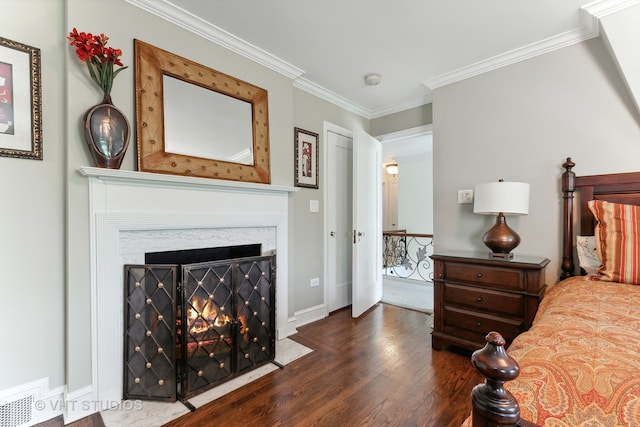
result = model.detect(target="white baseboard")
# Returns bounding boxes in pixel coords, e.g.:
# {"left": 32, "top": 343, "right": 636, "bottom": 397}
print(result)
{"left": 0, "top": 378, "right": 64, "bottom": 427}
{"left": 293, "top": 304, "right": 327, "bottom": 328}
{"left": 279, "top": 315, "right": 298, "bottom": 340}
{"left": 62, "top": 385, "right": 95, "bottom": 424}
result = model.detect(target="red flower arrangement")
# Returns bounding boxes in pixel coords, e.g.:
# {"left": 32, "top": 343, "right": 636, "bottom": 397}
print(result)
{"left": 67, "top": 28, "right": 127, "bottom": 96}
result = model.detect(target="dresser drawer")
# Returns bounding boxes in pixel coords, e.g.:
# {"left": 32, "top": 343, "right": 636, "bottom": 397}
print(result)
{"left": 443, "top": 283, "right": 524, "bottom": 318}
{"left": 443, "top": 306, "right": 522, "bottom": 343}
{"left": 431, "top": 252, "right": 549, "bottom": 352}
{"left": 444, "top": 262, "right": 523, "bottom": 291}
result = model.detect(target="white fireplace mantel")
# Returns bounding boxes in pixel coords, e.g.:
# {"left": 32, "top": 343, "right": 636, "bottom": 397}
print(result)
{"left": 78, "top": 166, "right": 298, "bottom": 194}
{"left": 73, "top": 167, "right": 297, "bottom": 421}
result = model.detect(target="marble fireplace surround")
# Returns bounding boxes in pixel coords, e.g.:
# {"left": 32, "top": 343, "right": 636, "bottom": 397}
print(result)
{"left": 77, "top": 167, "right": 298, "bottom": 417}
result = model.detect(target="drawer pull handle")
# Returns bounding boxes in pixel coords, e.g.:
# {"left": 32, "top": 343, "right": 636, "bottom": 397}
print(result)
{"left": 476, "top": 273, "right": 483, "bottom": 278}
{"left": 476, "top": 297, "right": 483, "bottom": 302}
{"left": 476, "top": 322, "right": 482, "bottom": 327}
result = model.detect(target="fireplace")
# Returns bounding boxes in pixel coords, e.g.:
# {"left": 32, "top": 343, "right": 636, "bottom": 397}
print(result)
{"left": 73, "top": 167, "right": 297, "bottom": 424}
{"left": 123, "top": 245, "right": 277, "bottom": 405}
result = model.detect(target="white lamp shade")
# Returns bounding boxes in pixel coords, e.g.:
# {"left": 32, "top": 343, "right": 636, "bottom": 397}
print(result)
{"left": 473, "top": 181, "right": 530, "bottom": 215}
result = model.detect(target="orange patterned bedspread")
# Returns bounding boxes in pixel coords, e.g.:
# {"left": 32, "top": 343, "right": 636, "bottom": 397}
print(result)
{"left": 466, "top": 276, "right": 640, "bottom": 426}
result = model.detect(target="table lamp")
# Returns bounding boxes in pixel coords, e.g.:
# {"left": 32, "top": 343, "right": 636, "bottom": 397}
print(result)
{"left": 473, "top": 180, "right": 530, "bottom": 259}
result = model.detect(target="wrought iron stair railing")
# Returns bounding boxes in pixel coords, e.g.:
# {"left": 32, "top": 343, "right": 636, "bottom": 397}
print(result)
{"left": 383, "top": 231, "right": 434, "bottom": 283}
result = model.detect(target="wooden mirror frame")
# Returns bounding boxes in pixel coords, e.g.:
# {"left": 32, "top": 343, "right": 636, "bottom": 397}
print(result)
{"left": 134, "top": 39, "right": 270, "bottom": 183}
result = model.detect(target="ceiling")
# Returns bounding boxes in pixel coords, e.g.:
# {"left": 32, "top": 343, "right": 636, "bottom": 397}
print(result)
{"left": 130, "top": 0, "right": 617, "bottom": 119}
{"left": 382, "top": 133, "right": 433, "bottom": 164}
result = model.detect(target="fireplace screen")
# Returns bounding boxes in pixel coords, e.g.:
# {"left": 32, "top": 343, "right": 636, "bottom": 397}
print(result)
{"left": 123, "top": 255, "right": 275, "bottom": 403}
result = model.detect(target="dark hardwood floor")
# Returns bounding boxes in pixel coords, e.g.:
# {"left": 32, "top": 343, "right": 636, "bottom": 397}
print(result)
{"left": 38, "top": 303, "right": 482, "bottom": 427}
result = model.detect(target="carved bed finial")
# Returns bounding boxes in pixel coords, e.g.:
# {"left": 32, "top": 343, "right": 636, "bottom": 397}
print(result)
{"left": 562, "top": 157, "right": 575, "bottom": 172}
{"left": 470, "top": 332, "right": 522, "bottom": 427}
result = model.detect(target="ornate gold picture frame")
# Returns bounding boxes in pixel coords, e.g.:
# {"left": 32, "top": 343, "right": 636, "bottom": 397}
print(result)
{"left": 0, "top": 36, "right": 42, "bottom": 160}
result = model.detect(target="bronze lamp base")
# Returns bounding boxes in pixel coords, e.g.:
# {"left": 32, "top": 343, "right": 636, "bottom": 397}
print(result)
{"left": 482, "top": 213, "right": 521, "bottom": 259}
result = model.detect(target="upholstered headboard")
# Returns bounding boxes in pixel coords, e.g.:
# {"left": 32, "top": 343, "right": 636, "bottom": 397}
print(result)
{"left": 560, "top": 157, "right": 640, "bottom": 279}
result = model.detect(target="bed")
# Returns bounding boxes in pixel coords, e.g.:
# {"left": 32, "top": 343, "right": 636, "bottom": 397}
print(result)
{"left": 464, "top": 158, "right": 640, "bottom": 427}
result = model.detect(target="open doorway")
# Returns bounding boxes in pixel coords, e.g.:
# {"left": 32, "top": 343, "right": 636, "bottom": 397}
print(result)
{"left": 378, "top": 125, "right": 434, "bottom": 313}
{"left": 379, "top": 125, "right": 433, "bottom": 234}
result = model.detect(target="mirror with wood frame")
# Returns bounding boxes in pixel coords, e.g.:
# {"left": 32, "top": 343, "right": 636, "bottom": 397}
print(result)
{"left": 134, "top": 39, "right": 270, "bottom": 183}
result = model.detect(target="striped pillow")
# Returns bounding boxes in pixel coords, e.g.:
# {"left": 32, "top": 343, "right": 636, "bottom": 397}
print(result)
{"left": 588, "top": 200, "right": 640, "bottom": 285}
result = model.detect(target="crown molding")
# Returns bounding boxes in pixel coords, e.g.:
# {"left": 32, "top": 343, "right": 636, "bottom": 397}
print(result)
{"left": 423, "top": 24, "right": 598, "bottom": 90}
{"left": 293, "top": 78, "right": 432, "bottom": 120}
{"left": 424, "top": 0, "right": 640, "bottom": 90}
{"left": 125, "top": 0, "right": 304, "bottom": 80}
{"left": 582, "top": 0, "right": 640, "bottom": 18}
{"left": 127, "top": 0, "right": 628, "bottom": 117}
{"left": 368, "top": 95, "right": 434, "bottom": 119}
{"left": 293, "top": 77, "right": 371, "bottom": 118}
{"left": 126, "top": 0, "right": 432, "bottom": 119}
{"left": 377, "top": 124, "right": 433, "bottom": 143}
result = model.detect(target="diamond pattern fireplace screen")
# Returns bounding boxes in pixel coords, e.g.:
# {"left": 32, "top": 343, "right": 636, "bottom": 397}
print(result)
{"left": 123, "top": 255, "right": 275, "bottom": 403}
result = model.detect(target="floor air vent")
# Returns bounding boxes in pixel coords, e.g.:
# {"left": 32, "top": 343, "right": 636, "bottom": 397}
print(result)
{"left": 0, "top": 395, "right": 33, "bottom": 427}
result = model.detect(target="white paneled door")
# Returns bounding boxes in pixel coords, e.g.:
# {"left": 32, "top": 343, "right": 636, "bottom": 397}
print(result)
{"left": 326, "top": 128, "right": 353, "bottom": 312}
{"left": 325, "top": 124, "right": 382, "bottom": 318}
{"left": 351, "top": 128, "right": 383, "bottom": 318}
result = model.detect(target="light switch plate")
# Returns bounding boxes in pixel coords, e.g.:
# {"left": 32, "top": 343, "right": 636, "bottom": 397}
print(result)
{"left": 458, "top": 189, "right": 474, "bottom": 204}
{"left": 310, "top": 200, "right": 320, "bottom": 212}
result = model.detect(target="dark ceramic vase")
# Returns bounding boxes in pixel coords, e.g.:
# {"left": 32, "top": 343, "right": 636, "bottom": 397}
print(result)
{"left": 83, "top": 93, "right": 130, "bottom": 169}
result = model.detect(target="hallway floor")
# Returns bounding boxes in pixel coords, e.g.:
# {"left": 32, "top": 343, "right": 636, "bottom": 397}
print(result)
{"left": 381, "top": 277, "right": 433, "bottom": 313}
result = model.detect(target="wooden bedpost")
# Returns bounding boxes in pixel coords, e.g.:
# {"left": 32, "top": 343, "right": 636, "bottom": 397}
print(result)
{"left": 470, "top": 332, "right": 521, "bottom": 427}
{"left": 470, "top": 332, "right": 541, "bottom": 427}
{"left": 561, "top": 157, "right": 576, "bottom": 280}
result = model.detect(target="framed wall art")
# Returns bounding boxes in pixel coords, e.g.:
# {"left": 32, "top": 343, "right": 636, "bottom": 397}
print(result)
{"left": 0, "top": 36, "right": 42, "bottom": 160}
{"left": 294, "top": 127, "right": 319, "bottom": 189}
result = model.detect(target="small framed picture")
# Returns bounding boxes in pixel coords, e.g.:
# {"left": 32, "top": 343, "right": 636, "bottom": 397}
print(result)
{"left": 0, "top": 36, "right": 42, "bottom": 160}
{"left": 294, "top": 127, "right": 319, "bottom": 189}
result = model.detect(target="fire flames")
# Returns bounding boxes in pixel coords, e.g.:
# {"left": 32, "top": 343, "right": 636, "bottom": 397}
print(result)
{"left": 188, "top": 299, "right": 231, "bottom": 335}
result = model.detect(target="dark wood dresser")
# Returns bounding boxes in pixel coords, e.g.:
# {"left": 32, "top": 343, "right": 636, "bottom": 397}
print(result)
{"left": 430, "top": 251, "right": 549, "bottom": 352}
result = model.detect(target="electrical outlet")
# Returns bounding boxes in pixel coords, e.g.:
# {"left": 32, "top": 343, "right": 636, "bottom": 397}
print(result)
{"left": 310, "top": 278, "right": 320, "bottom": 287}
{"left": 458, "top": 189, "right": 474, "bottom": 204}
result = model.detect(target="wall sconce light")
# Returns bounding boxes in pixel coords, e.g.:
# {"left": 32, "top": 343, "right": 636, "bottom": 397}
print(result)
{"left": 473, "top": 179, "right": 529, "bottom": 259}
{"left": 386, "top": 163, "right": 398, "bottom": 176}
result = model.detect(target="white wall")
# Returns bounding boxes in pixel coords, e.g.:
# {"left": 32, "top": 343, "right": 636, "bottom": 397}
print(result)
{"left": 397, "top": 152, "right": 433, "bottom": 234}
{"left": 600, "top": 4, "right": 640, "bottom": 117}
{"left": 433, "top": 36, "right": 640, "bottom": 286}
{"left": 382, "top": 169, "right": 398, "bottom": 230}
{"left": 1, "top": 0, "right": 66, "bottom": 390}
{"left": 291, "top": 89, "right": 367, "bottom": 313}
